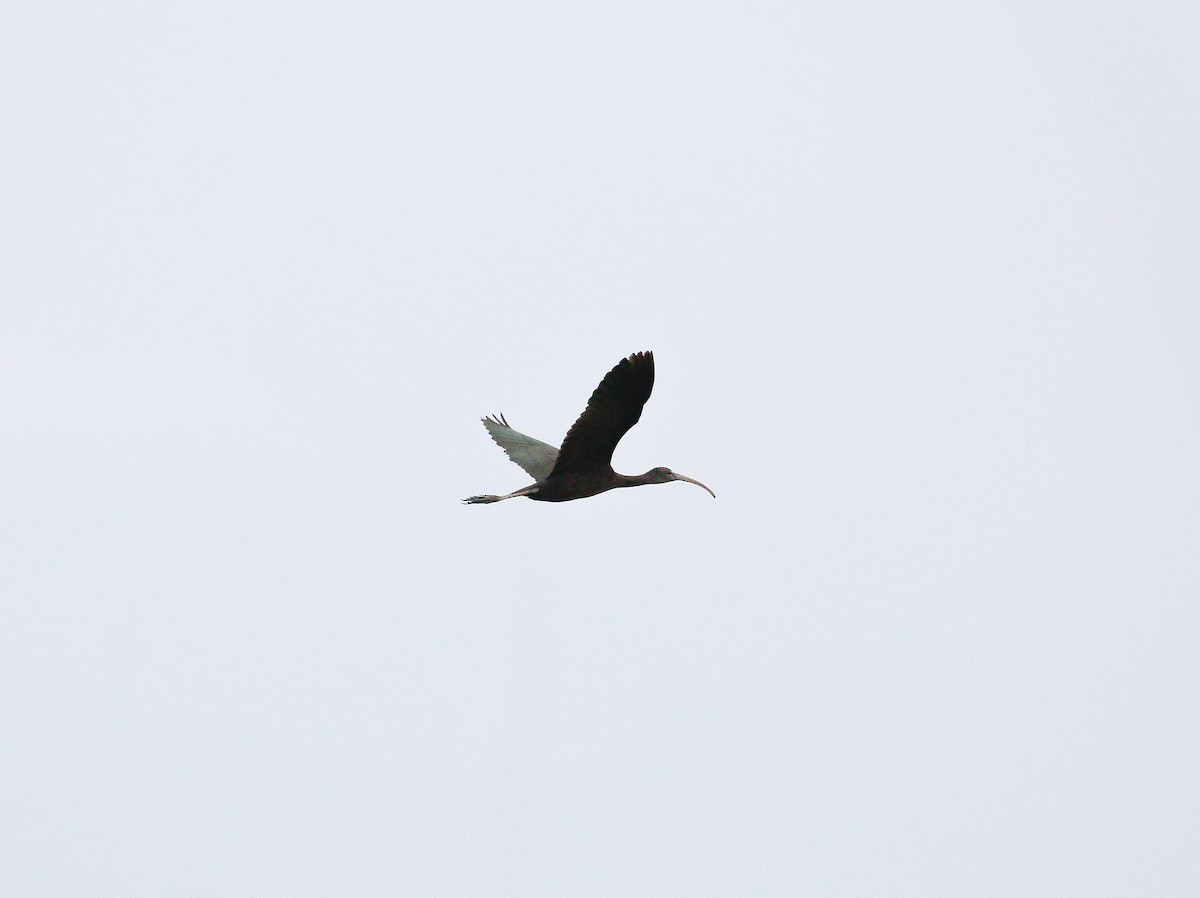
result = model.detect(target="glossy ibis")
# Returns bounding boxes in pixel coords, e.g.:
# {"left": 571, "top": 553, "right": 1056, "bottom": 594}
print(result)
{"left": 463, "top": 351, "right": 715, "bottom": 504}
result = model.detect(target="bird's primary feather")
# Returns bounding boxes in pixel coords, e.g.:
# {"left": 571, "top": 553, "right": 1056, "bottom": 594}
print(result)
{"left": 481, "top": 414, "right": 559, "bottom": 481}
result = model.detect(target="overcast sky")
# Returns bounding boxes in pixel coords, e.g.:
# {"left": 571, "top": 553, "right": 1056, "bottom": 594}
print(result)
{"left": 3, "top": 2, "right": 1199, "bottom": 895}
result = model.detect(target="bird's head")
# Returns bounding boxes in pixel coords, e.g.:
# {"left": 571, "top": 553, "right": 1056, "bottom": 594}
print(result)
{"left": 644, "top": 467, "right": 716, "bottom": 497}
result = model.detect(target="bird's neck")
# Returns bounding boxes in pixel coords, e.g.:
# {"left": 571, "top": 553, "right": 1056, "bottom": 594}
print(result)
{"left": 612, "top": 471, "right": 654, "bottom": 489}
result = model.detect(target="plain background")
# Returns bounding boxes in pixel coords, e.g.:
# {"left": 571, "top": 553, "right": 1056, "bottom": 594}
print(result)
{"left": 3, "top": 2, "right": 1198, "bottom": 895}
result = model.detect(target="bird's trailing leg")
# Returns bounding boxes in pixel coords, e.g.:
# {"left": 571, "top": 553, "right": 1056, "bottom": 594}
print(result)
{"left": 462, "top": 484, "right": 541, "bottom": 505}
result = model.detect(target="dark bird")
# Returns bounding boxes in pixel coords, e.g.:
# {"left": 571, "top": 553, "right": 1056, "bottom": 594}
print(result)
{"left": 464, "top": 351, "right": 715, "bottom": 504}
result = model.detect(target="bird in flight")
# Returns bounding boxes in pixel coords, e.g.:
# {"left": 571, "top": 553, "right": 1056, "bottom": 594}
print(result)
{"left": 464, "top": 351, "right": 715, "bottom": 504}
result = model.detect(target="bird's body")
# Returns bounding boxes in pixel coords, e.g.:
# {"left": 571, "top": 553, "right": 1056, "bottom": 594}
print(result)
{"left": 464, "top": 351, "right": 715, "bottom": 504}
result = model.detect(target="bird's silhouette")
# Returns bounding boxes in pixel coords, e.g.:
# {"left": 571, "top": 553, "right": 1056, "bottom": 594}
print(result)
{"left": 464, "top": 351, "right": 715, "bottom": 504}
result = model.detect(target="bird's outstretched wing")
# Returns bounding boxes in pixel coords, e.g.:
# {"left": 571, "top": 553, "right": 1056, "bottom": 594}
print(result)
{"left": 482, "top": 414, "right": 559, "bottom": 481}
{"left": 550, "top": 351, "right": 655, "bottom": 478}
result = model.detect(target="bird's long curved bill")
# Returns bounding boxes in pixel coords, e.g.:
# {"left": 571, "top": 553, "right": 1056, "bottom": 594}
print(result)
{"left": 675, "top": 474, "right": 716, "bottom": 498}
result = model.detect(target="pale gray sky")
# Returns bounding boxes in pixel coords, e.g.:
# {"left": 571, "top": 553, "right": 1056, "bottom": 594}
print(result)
{"left": 3, "top": 2, "right": 1199, "bottom": 895}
